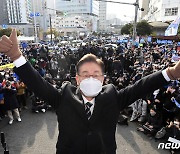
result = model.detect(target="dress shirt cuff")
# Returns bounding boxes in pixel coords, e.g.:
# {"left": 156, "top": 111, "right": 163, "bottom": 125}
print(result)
{"left": 162, "top": 69, "right": 171, "bottom": 82}
{"left": 13, "top": 55, "right": 27, "bottom": 68}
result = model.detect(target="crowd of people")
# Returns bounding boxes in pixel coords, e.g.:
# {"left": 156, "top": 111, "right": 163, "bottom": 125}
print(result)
{"left": 0, "top": 40, "right": 180, "bottom": 153}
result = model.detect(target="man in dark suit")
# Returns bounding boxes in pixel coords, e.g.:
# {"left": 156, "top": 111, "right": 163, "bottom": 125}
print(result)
{"left": 0, "top": 29, "right": 180, "bottom": 154}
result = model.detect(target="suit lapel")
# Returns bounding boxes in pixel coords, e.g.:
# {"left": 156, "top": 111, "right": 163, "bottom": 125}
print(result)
{"left": 89, "top": 94, "right": 103, "bottom": 124}
{"left": 70, "top": 88, "right": 89, "bottom": 125}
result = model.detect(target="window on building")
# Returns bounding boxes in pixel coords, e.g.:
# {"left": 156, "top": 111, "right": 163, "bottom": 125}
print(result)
{"left": 165, "top": 7, "right": 178, "bottom": 16}
{"left": 172, "top": 7, "right": 178, "bottom": 15}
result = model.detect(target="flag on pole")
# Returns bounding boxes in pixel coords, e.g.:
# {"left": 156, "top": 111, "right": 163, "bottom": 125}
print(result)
{"left": 165, "top": 16, "right": 180, "bottom": 36}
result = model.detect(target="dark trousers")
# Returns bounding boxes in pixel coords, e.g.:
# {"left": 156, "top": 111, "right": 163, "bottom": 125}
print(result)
{"left": 17, "top": 94, "right": 27, "bottom": 107}
{"left": 50, "top": 69, "right": 58, "bottom": 78}
{"left": 0, "top": 103, "right": 6, "bottom": 117}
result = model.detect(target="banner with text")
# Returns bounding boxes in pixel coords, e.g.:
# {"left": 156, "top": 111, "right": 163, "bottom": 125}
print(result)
{"left": 0, "top": 63, "right": 15, "bottom": 71}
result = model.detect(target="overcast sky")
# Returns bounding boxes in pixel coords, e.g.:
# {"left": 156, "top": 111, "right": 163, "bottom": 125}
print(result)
{"left": 107, "top": 0, "right": 142, "bottom": 21}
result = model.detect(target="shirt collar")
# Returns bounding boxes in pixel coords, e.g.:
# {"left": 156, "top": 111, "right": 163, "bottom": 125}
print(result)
{"left": 82, "top": 95, "right": 95, "bottom": 105}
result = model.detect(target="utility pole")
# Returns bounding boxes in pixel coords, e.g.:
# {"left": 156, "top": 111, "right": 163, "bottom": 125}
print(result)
{"left": 33, "top": 0, "right": 38, "bottom": 43}
{"left": 49, "top": 14, "right": 53, "bottom": 45}
{"left": 42, "top": 0, "right": 47, "bottom": 39}
{"left": 96, "top": 0, "right": 143, "bottom": 45}
{"left": 132, "top": 0, "right": 139, "bottom": 45}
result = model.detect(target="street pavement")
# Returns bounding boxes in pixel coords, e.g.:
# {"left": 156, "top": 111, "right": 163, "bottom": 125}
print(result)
{"left": 0, "top": 106, "right": 169, "bottom": 154}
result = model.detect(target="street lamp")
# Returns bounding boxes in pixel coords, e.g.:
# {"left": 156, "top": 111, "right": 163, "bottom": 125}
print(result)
{"left": 133, "top": 0, "right": 139, "bottom": 44}
{"left": 95, "top": 0, "right": 144, "bottom": 44}
{"left": 49, "top": 14, "right": 53, "bottom": 45}
{"left": 44, "top": 7, "right": 64, "bottom": 44}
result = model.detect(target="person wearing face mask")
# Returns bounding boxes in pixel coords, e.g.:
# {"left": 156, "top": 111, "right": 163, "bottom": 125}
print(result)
{"left": 137, "top": 108, "right": 163, "bottom": 137}
{"left": 2, "top": 29, "right": 180, "bottom": 153}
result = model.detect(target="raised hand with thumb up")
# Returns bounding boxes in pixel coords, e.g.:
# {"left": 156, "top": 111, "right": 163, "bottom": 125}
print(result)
{"left": 0, "top": 29, "right": 22, "bottom": 61}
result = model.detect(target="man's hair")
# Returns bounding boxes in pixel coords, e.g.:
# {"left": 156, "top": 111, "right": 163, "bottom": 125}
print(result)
{"left": 76, "top": 54, "right": 105, "bottom": 74}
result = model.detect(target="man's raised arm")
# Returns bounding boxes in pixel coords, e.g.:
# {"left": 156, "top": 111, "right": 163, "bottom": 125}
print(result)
{"left": 117, "top": 61, "right": 180, "bottom": 110}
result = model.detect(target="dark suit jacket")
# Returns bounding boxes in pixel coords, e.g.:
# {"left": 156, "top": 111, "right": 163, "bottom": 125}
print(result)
{"left": 14, "top": 62, "right": 168, "bottom": 154}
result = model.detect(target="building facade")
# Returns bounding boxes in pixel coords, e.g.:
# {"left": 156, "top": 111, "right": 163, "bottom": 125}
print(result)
{"left": 141, "top": 0, "right": 180, "bottom": 22}
{"left": 98, "top": 1, "right": 107, "bottom": 32}
{"left": 56, "top": 15, "right": 89, "bottom": 36}
{"left": 140, "top": 0, "right": 150, "bottom": 19}
{"left": 56, "top": 0, "right": 99, "bottom": 16}
{"left": 31, "top": 0, "right": 56, "bottom": 35}
{"left": 0, "top": 0, "right": 33, "bottom": 36}
{"left": 56, "top": 0, "right": 99, "bottom": 34}
{"left": 0, "top": 0, "right": 9, "bottom": 25}
{"left": 0, "top": 0, "right": 32, "bottom": 24}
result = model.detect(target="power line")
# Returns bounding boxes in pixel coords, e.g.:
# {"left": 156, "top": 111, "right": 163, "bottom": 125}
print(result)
{"left": 95, "top": 0, "right": 137, "bottom": 6}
